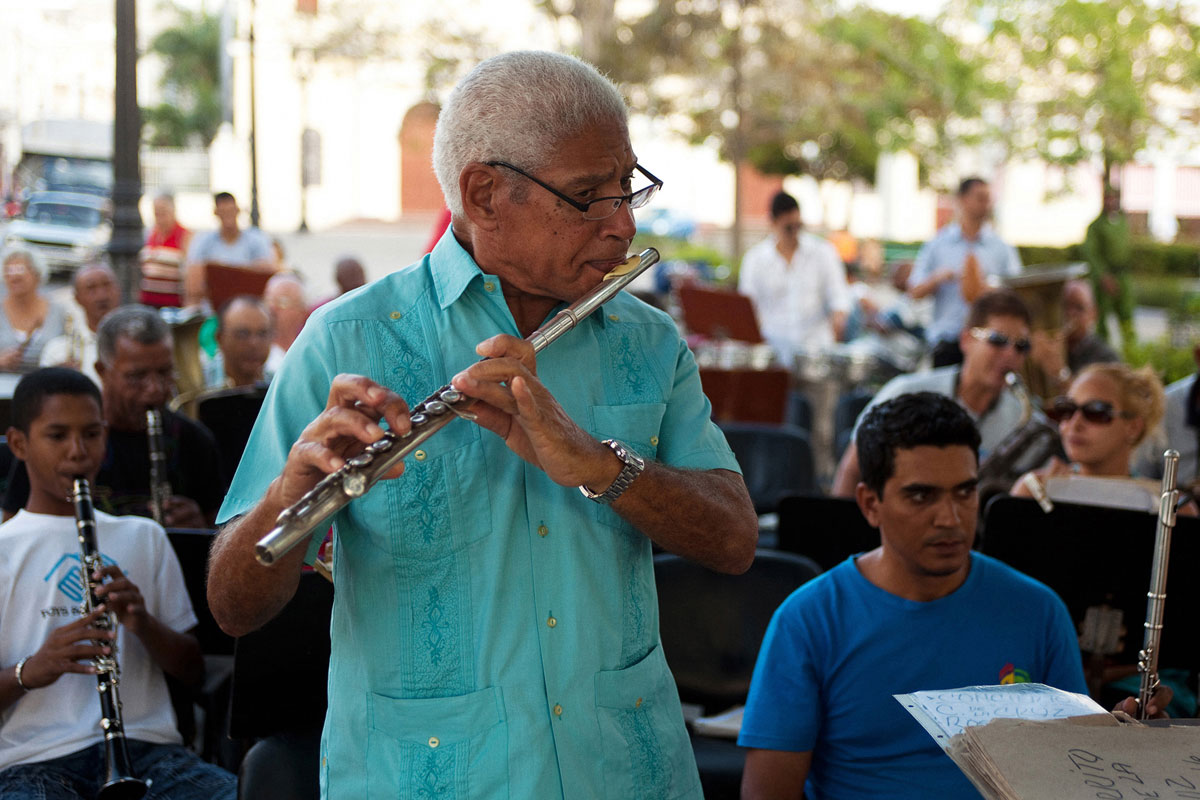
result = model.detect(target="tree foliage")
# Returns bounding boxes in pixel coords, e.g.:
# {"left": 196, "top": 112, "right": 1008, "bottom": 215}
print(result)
{"left": 142, "top": 3, "right": 221, "bottom": 148}
{"left": 982, "top": 0, "right": 1200, "bottom": 181}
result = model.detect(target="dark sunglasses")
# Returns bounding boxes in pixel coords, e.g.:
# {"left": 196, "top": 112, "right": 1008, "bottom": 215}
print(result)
{"left": 1046, "top": 397, "right": 1135, "bottom": 425}
{"left": 968, "top": 327, "right": 1031, "bottom": 355}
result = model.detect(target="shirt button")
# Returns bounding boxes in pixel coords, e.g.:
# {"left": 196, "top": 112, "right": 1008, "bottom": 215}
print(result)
{"left": 389, "top": 311, "right": 402, "bottom": 320}
{"left": 414, "top": 450, "right": 427, "bottom": 461}
{"left": 607, "top": 313, "right": 619, "bottom": 322}
{"left": 649, "top": 436, "right": 659, "bottom": 447}
{"left": 537, "top": 524, "right": 549, "bottom": 537}
{"left": 547, "top": 616, "right": 557, "bottom": 628}
{"left": 553, "top": 704, "right": 563, "bottom": 717}
{"left": 484, "top": 281, "right": 496, "bottom": 292}
{"left": 428, "top": 736, "right": 439, "bottom": 748}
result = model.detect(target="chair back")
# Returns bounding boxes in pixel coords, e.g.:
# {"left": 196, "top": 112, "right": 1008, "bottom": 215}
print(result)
{"left": 195, "top": 383, "right": 269, "bottom": 484}
{"left": 776, "top": 495, "right": 878, "bottom": 571}
{"left": 166, "top": 528, "right": 235, "bottom": 656}
{"left": 229, "top": 573, "right": 334, "bottom": 739}
{"left": 982, "top": 495, "right": 1200, "bottom": 671}
{"left": 718, "top": 422, "right": 817, "bottom": 514}
{"left": 654, "top": 549, "right": 821, "bottom": 714}
{"left": 832, "top": 388, "right": 873, "bottom": 463}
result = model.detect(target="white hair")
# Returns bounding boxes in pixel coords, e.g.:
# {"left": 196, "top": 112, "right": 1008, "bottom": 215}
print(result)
{"left": 1, "top": 246, "right": 47, "bottom": 284}
{"left": 432, "top": 50, "right": 629, "bottom": 217}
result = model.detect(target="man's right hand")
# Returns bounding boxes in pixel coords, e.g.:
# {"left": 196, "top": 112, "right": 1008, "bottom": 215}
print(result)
{"left": 18, "top": 608, "right": 114, "bottom": 690}
{"left": 1101, "top": 274, "right": 1120, "bottom": 297}
{"left": 266, "top": 374, "right": 412, "bottom": 512}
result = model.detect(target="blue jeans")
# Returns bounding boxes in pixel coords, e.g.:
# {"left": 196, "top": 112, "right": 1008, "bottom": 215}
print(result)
{"left": 0, "top": 739, "right": 236, "bottom": 800}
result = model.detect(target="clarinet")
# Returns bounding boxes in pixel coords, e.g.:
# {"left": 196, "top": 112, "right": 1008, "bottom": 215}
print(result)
{"left": 145, "top": 409, "right": 171, "bottom": 526}
{"left": 1136, "top": 449, "right": 1180, "bottom": 719}
{"left": 73, "top": 477, "right": 149, "bottom": 800}
{"left": 255, "top": 248, "right": 660, "bottom": 565}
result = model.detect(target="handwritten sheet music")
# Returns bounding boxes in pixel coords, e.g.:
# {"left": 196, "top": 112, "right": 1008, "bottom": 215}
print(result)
{"left": 895, "top": 683, "right": 1108, "bottom": 750}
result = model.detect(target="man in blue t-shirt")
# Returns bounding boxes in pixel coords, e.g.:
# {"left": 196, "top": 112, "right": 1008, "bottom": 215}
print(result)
{"left": 739, "top": 392, "right": 1089, "bottom": 800}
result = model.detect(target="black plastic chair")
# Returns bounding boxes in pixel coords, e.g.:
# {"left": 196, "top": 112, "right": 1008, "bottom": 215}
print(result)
{"left": 194, "top": 383, "right": 268, "bottom": 488}
{"left": 786, "top": 390, "right": 813, "bottom": 432}
{"left": 654, "top": 549, "right": 822, "bottom": 799}
{"left": 982, "top": 496, "right": 1200, "bottom": 698}
{"left": 164, "top": 528, "right": 237, "bottom": 765}
{"left": 832, "top": 388, "right": 873, "bottom": 464}
{"left": 775, "top": 495, "right": 879, "bottom": 571}
{"left": 718, "top": 423, "right": 817, "bottom": 514}
{"left": 232, "top": 573, "right": 334, "bottom": 800}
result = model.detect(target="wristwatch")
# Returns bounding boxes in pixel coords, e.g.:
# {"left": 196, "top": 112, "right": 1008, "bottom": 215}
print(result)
{"left": 579, "top": 439, "right": 645, "bottom": 505}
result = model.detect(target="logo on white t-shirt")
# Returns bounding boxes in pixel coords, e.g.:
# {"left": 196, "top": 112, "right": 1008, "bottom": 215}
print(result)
{"left": 42, "top": 551, "right": 117, "bottom": 605}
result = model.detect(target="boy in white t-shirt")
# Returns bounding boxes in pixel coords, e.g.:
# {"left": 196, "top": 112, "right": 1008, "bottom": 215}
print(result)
{"left": 0, "top": 367, "right": 235, "bottom": 799}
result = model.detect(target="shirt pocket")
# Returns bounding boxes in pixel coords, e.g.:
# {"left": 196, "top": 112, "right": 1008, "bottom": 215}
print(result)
{"left": 585, "top": 403, "right": 666, "bottom": 529}
{"left": 594, "top": 644, "right": 700, "bottom": 800}
{"left": 342, "top": 419, "right": 493, "bottom": 562}
{"left": 365, "top": 686, "right": 509, "bottom": 800}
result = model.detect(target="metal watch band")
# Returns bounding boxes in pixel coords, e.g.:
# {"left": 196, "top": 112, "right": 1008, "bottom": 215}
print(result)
{"left": 579, "top": 439, "right": 645, "bottom": 505}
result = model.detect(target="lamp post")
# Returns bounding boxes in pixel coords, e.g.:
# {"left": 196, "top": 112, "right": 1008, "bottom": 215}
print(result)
{"left": 109, "top": 0, "right": 143, "bottom": 303}
{"left": 248, "top": 0, "right": 261, "bottom": 228}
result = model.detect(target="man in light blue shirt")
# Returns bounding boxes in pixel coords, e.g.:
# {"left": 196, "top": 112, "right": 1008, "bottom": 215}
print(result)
{"left": 206, "top": 51, "right": 757, "bottom": 800}
{"left": 908, "top": 178, "right": 1022, "bottom": 367}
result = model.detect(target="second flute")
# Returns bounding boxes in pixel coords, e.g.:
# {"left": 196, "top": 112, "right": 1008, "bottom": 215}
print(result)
{"left": 256, "top": 247, "right": 660, "bottom": 565}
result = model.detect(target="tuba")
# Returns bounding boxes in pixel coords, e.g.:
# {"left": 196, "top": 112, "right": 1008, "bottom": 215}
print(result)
{"left": 73, "top": 477, "right": 149, "bottom": 799}
{"left": 977, "top": 372, "right": 1062, "bottom": 505}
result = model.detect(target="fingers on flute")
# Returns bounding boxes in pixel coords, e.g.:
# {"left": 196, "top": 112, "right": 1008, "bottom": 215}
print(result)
{"left": 326, "top": 374, "right": 411, "bottom": 436}
{"left": 476, "top": 335, "right": 537, "bottom": 371}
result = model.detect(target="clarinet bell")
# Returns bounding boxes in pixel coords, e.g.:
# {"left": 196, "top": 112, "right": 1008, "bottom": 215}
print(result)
{"left": 98, "top": 774, "right": 148, "bottom": 800}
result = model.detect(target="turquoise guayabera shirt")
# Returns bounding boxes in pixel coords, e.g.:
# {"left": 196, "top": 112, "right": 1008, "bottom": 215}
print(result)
{"left": 910, "top": 221, "right": 1022, "bottom": 345}
{"left": 219, "top": 232, "right": 739, "bottom": 800}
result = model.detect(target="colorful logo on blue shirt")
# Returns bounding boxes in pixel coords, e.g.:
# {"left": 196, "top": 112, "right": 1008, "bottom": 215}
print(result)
{"left": 43, "top": 552, "right": 117, "bottom": 604}
{"left": 999, "top": 662, "right": 1032, "bottom": 684}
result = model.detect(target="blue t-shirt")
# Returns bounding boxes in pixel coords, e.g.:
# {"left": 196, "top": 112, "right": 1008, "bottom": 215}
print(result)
{"left": 738, "top": 552, "right": 1086, "bottom": 800}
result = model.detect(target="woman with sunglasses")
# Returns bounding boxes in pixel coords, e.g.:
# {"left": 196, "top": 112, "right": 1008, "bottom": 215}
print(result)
{"left": 1012, "top": 363, "right": 1164, "bottom": 497}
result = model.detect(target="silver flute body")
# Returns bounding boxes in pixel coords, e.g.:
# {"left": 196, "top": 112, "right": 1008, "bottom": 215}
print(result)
{"left": 73, "top": 478, "right": 148, "bottom": 799}
{"left": 1137, "top": 449, "right": 1180, "bottom": 719}
{"left": 145, "top": 409, "right": 171, "bottom": 526}
{"left": 255, "top": 247, "right": 660, "bottom": 565}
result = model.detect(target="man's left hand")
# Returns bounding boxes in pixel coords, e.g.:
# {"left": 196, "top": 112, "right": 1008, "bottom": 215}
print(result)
{"left": 93, "top": 565, "right": 149, "bottom": 635}
{"left": 450, "top": 335, "right": 618, "bottom": 488}
{"left": 1113, "top": 685, "right": 1173, "bottom": 719}
{"left": 162, "top": 496, "right": 206, "bottom": 529}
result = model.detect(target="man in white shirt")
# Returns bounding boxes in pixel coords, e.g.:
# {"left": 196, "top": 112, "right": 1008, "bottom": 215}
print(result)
{"left": 738, "top": 191, "right": 851, "bottom": 366}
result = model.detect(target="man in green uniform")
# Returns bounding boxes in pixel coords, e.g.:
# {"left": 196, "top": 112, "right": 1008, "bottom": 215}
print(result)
{"left": 1081, "top": 185, "right": 1135, "bottom": 346}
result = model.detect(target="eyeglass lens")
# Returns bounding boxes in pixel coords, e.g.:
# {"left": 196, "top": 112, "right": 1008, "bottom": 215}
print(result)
{"left": 981, "top": 330, "right": 1031, "bottom": 354}
{"left": 1047, "top": 399, "right": 1117, "bottom": 424}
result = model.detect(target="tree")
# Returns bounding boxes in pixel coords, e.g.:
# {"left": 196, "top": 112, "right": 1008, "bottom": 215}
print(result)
{"left": 142, "top": 4, "right": 221, "bottom": 148}
{"left": 984, "top": 0, "right": 1200, "bottom": 184}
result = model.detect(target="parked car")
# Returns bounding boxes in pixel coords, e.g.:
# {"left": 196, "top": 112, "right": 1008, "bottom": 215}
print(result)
{"left": 2, "top": 191, "right": 110, "bottom": 277}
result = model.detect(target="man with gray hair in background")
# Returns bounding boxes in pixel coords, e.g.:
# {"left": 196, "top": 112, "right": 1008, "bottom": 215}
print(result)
{"left": 3, "top": 305, "right": 225, "bottom": 526}
{"left": 208, "top": 50, "right": 756, "bottom": 799}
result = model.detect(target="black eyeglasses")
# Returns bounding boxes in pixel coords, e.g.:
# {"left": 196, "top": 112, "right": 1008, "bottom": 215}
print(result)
{"left": 1046, "top": 397, "right": 1135, "bottom": 425}
{"left": 485, "top": 161, "right": 663, "bottom": 221}
{"left": 969, "top": 327, "right": 1031, "bottom": 355}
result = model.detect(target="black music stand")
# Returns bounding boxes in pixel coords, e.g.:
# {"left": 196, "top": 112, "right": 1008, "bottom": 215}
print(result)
{"left": 982, "top": 496, "right": 1200, "bottom": 678}
{"left": 775, "top": 495, "right": 879, "bottom": 571}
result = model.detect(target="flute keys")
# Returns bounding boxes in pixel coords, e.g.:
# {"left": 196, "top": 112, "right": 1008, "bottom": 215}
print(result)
{"left": 425, "top": 400, "right": 448, "bottom": 415}
{"left": 367, "top": 438, "right": 395, "bottom": 454}
{"left": 439, "top": 388, "right": 463, "bottom": 404}
{"left": 348, "top": 453, "right": 374, "bottom": 468}
{"left": 410, "top": 413, "right": 428, "bottom": 426}
{"left": 343, "top": 472, "right": 367, "bottom": 497}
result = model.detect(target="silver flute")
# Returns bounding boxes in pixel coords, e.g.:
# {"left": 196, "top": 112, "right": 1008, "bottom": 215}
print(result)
{"left": 74, "top": 477, "right": 149, "bottom": 799}
{"left": 145, "top": 409, "right": 171, "bottom": 526}
{"left": 255, "top": 247, "right": 660, "bottom": 565}
{"left": 1136, "top": 449, "right": 1180, "bottom": 719}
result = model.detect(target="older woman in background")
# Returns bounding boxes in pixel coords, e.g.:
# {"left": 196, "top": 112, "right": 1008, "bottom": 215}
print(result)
{"left": 0, "top": 248, "right": 67, "bottom": 373}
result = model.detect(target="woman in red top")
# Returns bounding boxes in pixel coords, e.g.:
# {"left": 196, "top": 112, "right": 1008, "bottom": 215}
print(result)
{"left": 139, "top": 193, "right": 192, "bottom": 307}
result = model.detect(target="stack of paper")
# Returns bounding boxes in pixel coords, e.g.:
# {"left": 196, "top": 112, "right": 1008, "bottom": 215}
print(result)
{"left": 897, "top": 683, "right": 1200, "bottom": 800}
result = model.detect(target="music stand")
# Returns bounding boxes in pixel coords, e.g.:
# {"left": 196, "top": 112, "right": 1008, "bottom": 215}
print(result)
{"left": 205, "top": 263, "right": 274, "bottom": 311}
{"left": 676, "top": 285, "right": 763, "bottom": 343}
{"left": 982, "top": 495, "right": 1200, "bottom": 673}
